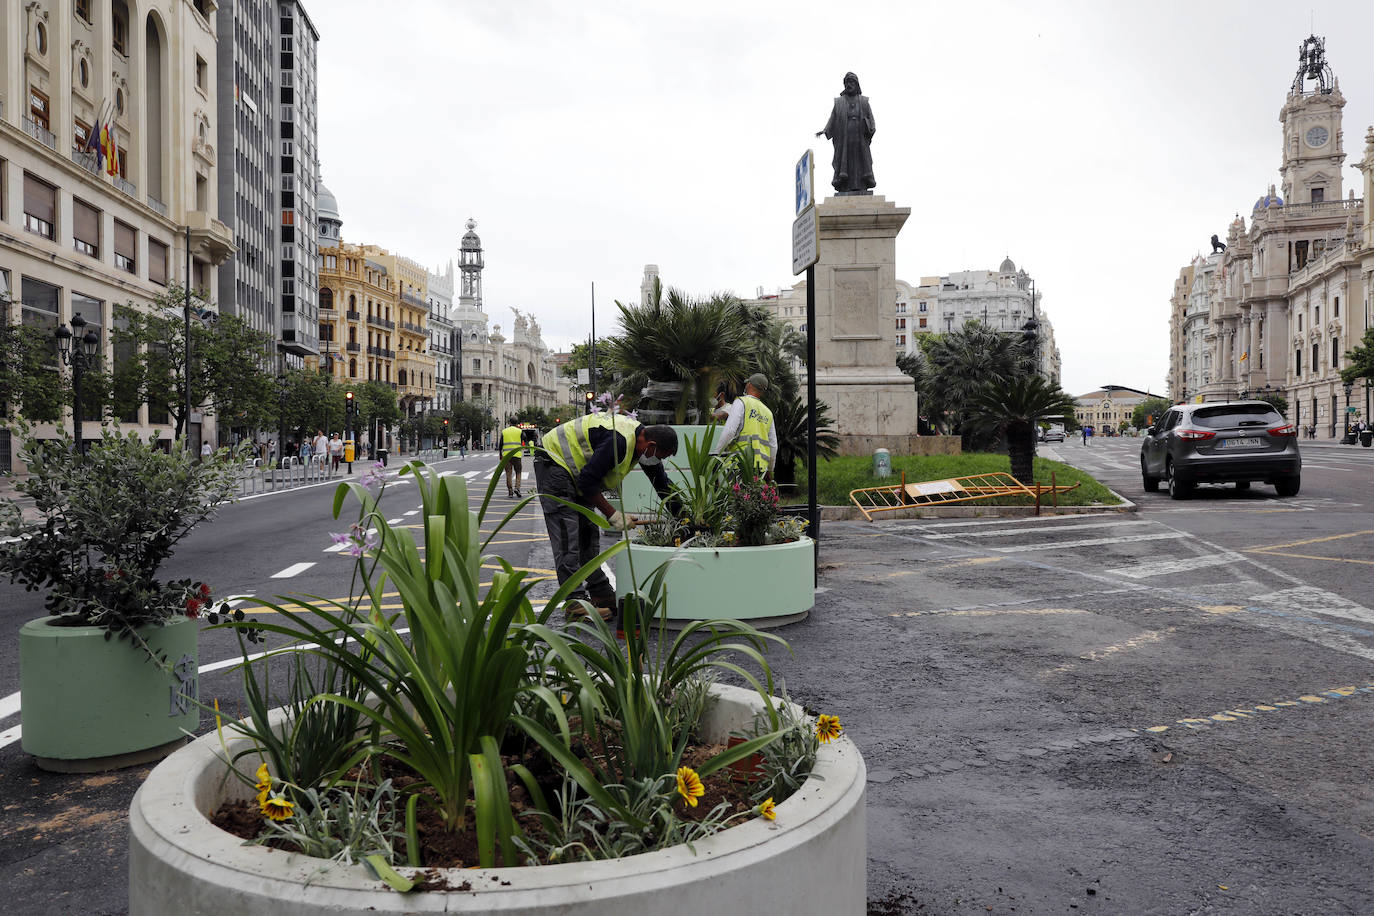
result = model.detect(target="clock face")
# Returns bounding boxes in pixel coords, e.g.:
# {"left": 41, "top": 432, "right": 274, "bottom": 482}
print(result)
{"left": 1305, "top": 126, "right": 1330, "bottom": 148}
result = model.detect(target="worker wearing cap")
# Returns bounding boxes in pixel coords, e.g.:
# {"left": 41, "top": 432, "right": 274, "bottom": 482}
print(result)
{"left": 716, "top": 372, "right": 777, "bottom": 481}
{"left": 535, "top": 414, "right": 680, "bottom": 620}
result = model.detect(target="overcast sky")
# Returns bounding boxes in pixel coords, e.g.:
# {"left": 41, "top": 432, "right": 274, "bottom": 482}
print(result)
{"left": 314, "top": 0, "right": 1374, "bottom": 397}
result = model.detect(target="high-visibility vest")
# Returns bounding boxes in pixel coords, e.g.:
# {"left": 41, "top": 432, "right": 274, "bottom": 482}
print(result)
{"left": 501, "top": 426, "right": 523, "bottom": 458}
{"left": 541, "top": 413, "right": 639, "bottom": 491}
{"left": 734, "top": 395, "right": 774, "bottom": 475}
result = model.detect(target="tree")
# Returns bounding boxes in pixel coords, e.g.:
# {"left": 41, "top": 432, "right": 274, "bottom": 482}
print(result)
{"left": 604, "top": 283, "right": 750, "bottom": 423}
{"left": 452, "top": 400, "right": 494, "bottom": 443}
{"left": 111, "top": 286, "right": 277, "bottom": 439}
{"left": 966, "top": 375, "right": 1077, "bottom": 485}
{"left": 1257, "top": 393, "right": 1289, "bottom": 417}
{"left": 917, "top": 322, "right": 1036, "bottom": 445}
{"left": 0, "top": 323, "right": 65, "bottom": 424}
{"left": 1342, "top": 327, "right": 1374, "bottom": 383}
{"left": 771, "top": 394, "right": 840, "bottom": 487}
{"left": 1131, "top": 397, "right": 1172, "bottom": 430}
{"left": 512, "top": 405, "right": 552, "bottom": 429}
{"left": 347, "top": 381, "right": 402, "bottom": 446}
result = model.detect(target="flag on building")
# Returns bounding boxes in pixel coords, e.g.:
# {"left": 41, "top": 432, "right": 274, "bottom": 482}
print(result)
{"left": 86, "top": 99, "right": 109, "bottom": 170}
{"left": 101, "top": 119, "right": 118, "bottom": 176}
{"left": 1239, "top": 351, "right": 1249, "bottom": 362}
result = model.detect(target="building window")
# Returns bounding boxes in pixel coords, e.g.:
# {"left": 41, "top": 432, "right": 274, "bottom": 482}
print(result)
{"left": 919, "top": 301, "right": 928, "bottom": 312}
{"left": 115, "top": 87, "right": 125, "bottom": 114}
{"left": 919, "top": 317, "right": 927, "bottom": 328}
{"left": 29, "top": 88, "right": 50, "bottom": 131}
{"left": 73, "top": 199, "right": 100, "bottom": 257}
{"left": 895, "top": 318, "right": 906, "bottom": 329}
{"left": 1295, "top": 349, "right": 1302, "bottom": 376}
{"left": 76, "top": 0, "right": 92, "bottom": 22}
{"left": 114, "top": 221, "right": 136, "bottom": 273}
{"left": 895, "top": 335, "right": 905, "bottom": 347}
{"left": 79, "top": 58, "right": 90, "bottom": 89}
{"left": 35, "top": 22, "right": 47, "bottom": 55}
{"left": 148, "top": 239, "right": 169, "bottom": 286}
{"left": 896, "top": 303, "right": 907, "bottom": 314}
{"left": 22, "top": 173, "right": 56, "bottom": 240}
{"left": 195, "top": 55, "right": 207, "bottom": 91}
{"left": 1312, "top": 343, "right": 1319, "bottom": 373}
{"left": 1332, "top": 338, "right": 1339, "bottom": 369}
{"left": 1311, "top": 188, "right": 1324, "bottom": 203}
{"left": 112, "top": 11, "right": 127, "bottom": 55}
{"left": 1334, "top": 296, "right": 1340, "bottom": 317}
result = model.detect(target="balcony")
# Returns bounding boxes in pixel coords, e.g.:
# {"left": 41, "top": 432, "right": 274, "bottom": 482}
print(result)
{"left": 146, "top": 196, "right": 168, "bottom": 217}
{"left": 185, "top": 209, "right": 235, "bottom": 264}
{"left": 367, "top": 314, "right": 395, "bottom": 330}
{"left": 345, "top": 341, "right": 360, "bottom": 353}
{"left": 22, "top": 117, "right": 56, "bottom": 150}
{"left": 114, "top": 175, "right": 138, "bottom": 200}
{"left": 71, "top": 149, "right": 101, "bottom": 175}
{"left": 401, "top": 321, "right": 425, "bottom": 334}
{"left": 401, "top": 290, "right": 425, "bottom": 307}
{"left": 346, "top": 309, "right": 361, "bottom": 321}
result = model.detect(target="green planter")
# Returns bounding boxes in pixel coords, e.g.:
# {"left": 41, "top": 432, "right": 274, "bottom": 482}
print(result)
{"left": 616, "top": 425, "right": 715, "bottom": 514}
{"left": 612, "top": 538, "right": 815, "bottom": 627}
{"left": 20, "top": 615, "right": 199, "bottom": 772}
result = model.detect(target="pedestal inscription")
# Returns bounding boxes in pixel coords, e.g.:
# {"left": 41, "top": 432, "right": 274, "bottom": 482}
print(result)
{"left": 832, "top": 267, "right": 880, "bottom": 339}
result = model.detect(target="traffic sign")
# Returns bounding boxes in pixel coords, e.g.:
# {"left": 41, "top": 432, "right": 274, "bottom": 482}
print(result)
{"left": 792, "top": 204, "right": 818, "bottom": 275}
{"left": 795, "top": 150, "right": 814, "bottom": 216}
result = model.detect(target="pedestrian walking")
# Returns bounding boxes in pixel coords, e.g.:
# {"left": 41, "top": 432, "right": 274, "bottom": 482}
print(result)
{"left": 501, "top": 421, "right": 525, "bottom": 498}
{"left": 716, "top": 373, "right": 777, "bottom": 482}
{"left": 534, "top": 414, "right": 679, "bottom": 620}
{"left": 459, "top": 435, "right": 467, "bottom": 460}
{"left": 329, "top": 433, "right": 343, "bottom": 471}
{"left": 299, "top": 437, "right": 312, "bottom": 464}
{"left": 313, "top": 429, "right": 329, "bottom": 469}
{"left": 200, "top": 440, "right": 212, "bottom": 461}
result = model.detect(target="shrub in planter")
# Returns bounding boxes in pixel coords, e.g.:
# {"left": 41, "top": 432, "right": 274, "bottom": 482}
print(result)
{"left": 195, "top": 460, "right": 830, "bottom": 880}
{"left": 0, "top": 427, "right": 250, "bottom": 767}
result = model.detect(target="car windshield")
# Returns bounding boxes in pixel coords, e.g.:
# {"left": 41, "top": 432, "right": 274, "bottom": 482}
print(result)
{"left": 1190, "top": 405, "right": 1282, "bottom": 429}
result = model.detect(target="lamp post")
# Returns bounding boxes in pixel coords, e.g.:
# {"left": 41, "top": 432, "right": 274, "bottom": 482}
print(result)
{"left": 54, "top": 312, "right": 100, "bottom": 454}
{"left": 276, "top": 362, "right": 290, "bottom": 470}
{"left": 1343, "top": 379, "right": 1355, "bottom": 443}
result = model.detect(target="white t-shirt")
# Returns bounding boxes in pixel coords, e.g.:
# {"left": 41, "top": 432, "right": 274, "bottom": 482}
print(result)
{"left": 314, "top": 434, "right": 329, "bottom": 457}
{"left": 329, "top": 437, "right": 343, "bottom": 456}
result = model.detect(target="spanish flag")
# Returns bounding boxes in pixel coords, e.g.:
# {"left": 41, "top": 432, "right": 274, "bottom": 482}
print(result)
{"left": 1239, "top": 351, "right": 1249, "bottom": 362}
{"left": 101, "top": 122, "right": 118, "bottom": 177}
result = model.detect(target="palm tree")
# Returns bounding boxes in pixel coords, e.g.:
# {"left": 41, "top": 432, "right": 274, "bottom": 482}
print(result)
{"left": 772, "top": 394, "right": 840, "bottom": 487}
{"left": 966, "top": 374, "right": 1076, "bottom": 485}
{"left": 605, "top": 285, "right": 750, "bottom": 423}
{"left": 919, "top": 322, "right": 1035, "bottom": 446}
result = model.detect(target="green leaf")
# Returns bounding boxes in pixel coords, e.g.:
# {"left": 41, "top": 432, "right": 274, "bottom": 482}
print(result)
{"left": 363, "top": 853, "right": 415, "bottom": 893}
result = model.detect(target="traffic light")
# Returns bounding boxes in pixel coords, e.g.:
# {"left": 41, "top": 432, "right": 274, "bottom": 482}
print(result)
{"left": 443, "top": 418, "right": 449, "bottom": 428}
{"left": 584, "top": 390, "right": 594, "bottom": 414}
{"left": 345, "top": 390, "right": 355, "bottom": 417}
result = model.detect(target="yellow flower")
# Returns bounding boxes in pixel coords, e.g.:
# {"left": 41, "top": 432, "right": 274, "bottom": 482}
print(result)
{"left": 254, "top": 763, "right": 272, "bottom": 805}
{"left": 676, "top": 766, "right": 705, "bottom": 807}
{"left": 260, "top": 792, "right": 295, "bottom": 822}
{"left": 757, "top": 797, "right": 777, "bottom": 821}
{"left": 815, "top": 714, "right": 843, "bottom": 744}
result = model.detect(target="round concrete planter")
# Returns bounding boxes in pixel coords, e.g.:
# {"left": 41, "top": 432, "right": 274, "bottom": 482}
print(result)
{"left": 129, "top": 683, "right": 865, "bottom": 915}
{"left": 20, "top": 614, "right": 198, "bottom": 772}
{"left": 612, "top": 538, "right": 816, "bottom": 626}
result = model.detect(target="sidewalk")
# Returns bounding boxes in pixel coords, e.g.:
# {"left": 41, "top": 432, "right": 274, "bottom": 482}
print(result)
{"left": 0, "top": 475, "right": 38, "bottom": 524}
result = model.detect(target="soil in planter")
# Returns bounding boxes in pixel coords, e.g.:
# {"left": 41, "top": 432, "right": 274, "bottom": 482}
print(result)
{"left": 209, "top": 735, "right": 762, "bottom": 870}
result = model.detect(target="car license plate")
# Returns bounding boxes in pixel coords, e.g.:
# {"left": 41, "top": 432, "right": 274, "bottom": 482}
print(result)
{"left": 1220, "top": 437, "right": 1262, "bottom": 448}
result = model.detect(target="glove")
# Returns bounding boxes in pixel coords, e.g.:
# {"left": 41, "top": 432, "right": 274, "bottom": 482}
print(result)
{"left": 608, "top": 510, "right": 632, "bottom": 531}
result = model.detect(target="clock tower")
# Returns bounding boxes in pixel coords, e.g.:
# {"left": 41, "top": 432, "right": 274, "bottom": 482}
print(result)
{"left": 1279, "top": 35, "right": 1346, "bottom": 205}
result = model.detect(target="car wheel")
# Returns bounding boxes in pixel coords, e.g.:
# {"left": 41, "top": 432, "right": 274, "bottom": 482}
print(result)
{"left": 1235, "top": 481, "right": 1251, "bottom": 491}
{"left": 1274, "top": 475, "right": 1301, "bottom": 498}
{"left": 1167, "top": 461, "right": 1192, "bottom": 500}
{"left": 1141, "top": 457, "right": 1159, "bottom": 492}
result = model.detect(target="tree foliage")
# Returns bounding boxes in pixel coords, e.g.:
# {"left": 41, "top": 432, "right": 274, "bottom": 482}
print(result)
{"left": 0, "top": 323, "right": 65, "bottom": 423}
{"left": 1342, "top": 327, "right": 1374, "bottom": 383}
{"left": 909, "top": 322, "right": 1037, "bottom": 446}
{"left": 1131, "top": 397, "right": 1173, "bottom": 430}
{"left": 966, "top": 375, "right": 1077, "bottom": 485}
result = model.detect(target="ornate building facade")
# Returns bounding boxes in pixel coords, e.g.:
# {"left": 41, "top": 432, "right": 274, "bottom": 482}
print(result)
{"left": 1171, "top": 35, "right": 1374, "bottom": 438}
{"left": 1, "top": 0, "right": 234, "bottom": 469}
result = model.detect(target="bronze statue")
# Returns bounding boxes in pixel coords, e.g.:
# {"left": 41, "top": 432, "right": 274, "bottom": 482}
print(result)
{"left": 1211, "top": 234, "right": 1227, "bottom": 254}
{"left": 816, "top": 72, "right": 875, "bottom": 195}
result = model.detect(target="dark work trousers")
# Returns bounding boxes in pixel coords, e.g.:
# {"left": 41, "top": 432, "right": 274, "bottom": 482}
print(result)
{"left": 533, "top": 456, "right": 613, "bottom": 601}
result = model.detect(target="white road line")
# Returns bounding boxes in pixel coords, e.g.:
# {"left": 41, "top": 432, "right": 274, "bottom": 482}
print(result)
{"left": 403, "top": 510, "right": 418, "bottom": 516}
{"left": 991, "top": 532, "right": 1191, "bottom": 553}
{"left": 921, "top": 521, "right": 1141, "bottom": 540}
{"left": 387, "top": 518, "right": 404, "bottom": 524}
{"left": 893, "top": 513, "right": 1120, "bottom": 532}
{"left": 0, "top": 692, "right": 18, "bottom": 721}
{"left": 271, "top": 562, "right": 316, "bottom": 578}
{"left": 463, "top": 471, "right": 480, "bottom": 479}
{"left": 1107, "top": 552, "right": 1246, "bottom": 579}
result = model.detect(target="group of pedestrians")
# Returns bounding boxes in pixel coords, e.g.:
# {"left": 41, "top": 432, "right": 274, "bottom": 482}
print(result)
{"left": 294, "top": 429, "right": 347, "bottom": 470}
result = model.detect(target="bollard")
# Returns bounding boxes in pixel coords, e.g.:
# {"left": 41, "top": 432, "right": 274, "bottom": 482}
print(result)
{"left": 873, "top": 448, "right": 891, "bottom": 479}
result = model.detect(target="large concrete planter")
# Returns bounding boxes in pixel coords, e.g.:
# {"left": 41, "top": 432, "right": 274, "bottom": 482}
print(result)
{"left": 612, "top": 538, "right": 816, "bottom": 626}
{"left": 616, "top": 424, "right": 714, "bottom": 514}
{"left": 129, "top": 683, "right": 865, "bottom": 915}
{"left": 20, "top": 614, "right": 198, "bottom": 772}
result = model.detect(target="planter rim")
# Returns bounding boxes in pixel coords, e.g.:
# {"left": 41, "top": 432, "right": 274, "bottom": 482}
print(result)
{"left": 624, "top": 536, "right": 814, "bottom": 553}
{"left": 21, "top": 613, "right": 191, "bottom": 636}
{"left": 130, "top": 682, "right": 864, "bottom": 909}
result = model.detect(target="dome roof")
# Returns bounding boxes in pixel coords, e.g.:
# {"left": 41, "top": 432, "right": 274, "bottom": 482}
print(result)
{"left": 317, "top": 181, "right": 341, "bottom": 224}
{"left": 1253, "top": 191, "right": 1283, "bottom": 211}
{"left": 998, "top": 255, "right": 1016, "bottom": 274}
{"left": 461, "top": 217, "right": 481, "bottom": 249}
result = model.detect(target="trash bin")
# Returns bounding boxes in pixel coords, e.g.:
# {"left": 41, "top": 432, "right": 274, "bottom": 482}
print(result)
{"left": 1362, "top": 430, "right": 1373, "bottom": 448}
{"left": 344, "top": 440, "right": 355, "bottom": 463}
{"left": 377, "top": 448, "right": 388, "bottom": 467}
{"left": 873, "top": 448, "right": 891, "bottom": 479}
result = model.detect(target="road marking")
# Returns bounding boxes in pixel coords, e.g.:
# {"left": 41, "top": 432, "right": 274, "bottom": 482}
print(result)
{"left": 271, "top": 562, "right": 315, "bottom": 578}
{"left": 892, "top": 513, "right": 1120, "bottom": 532}
{"left": 991, "top": 532, "right": 1190, "bottom": 553}
{"left": 1141, "top": 683, "right": 1374, "bottom": 733}
{"left": 403, "top": 510, "right": 418, "bottom": 517}
{"left": 1107, "top": 552, "right": 1245, "bottom": 579}
{"left": 890, "top": 607, "right": 1088, "bottom": 619}
{"left": 1249, "top": 551, "right": 1374, "bottom": 567}
{"left": 1245, "top": 529, "right": 1374, "bottom": 552}
{"left": 919, "top": 521, "right": 1139, "bottom": 540}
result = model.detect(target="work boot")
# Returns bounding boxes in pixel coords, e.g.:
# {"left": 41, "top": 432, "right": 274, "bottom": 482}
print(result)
{"left": 564, "top": 594, "right": 614, "bottom": 622}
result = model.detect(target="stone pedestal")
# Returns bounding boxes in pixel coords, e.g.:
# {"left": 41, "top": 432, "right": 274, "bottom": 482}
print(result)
{"left": 813, "top": 195, "right": 920, "bottom": 454}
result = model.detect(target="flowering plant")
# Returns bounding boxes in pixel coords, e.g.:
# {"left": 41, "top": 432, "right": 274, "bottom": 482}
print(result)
{"left": 0, "top": 426, "right": 246, "bottom": 657}
{"left": 723, "top": 473, "right": 780, "bottom": 547}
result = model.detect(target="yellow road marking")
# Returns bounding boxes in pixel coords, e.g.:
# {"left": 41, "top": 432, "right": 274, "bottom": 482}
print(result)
{"left": 1199, "top": 605, "right": 1245, "bottom": 615}
{"left": 1141, "top": 684, "right": 1374, "bottom": 732}
{"left": 1244, "top": 550, "right": 1374, "bottom": 567}
{"left": 1244, "top": 529, "right": 1374, "bottom": 552}
{"left": 892, "top": 607, "right": 1086, "bottom": 619}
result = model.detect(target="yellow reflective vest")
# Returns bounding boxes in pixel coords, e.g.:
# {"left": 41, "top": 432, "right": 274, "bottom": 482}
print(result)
{"left": 501, "top": 426, "right": 523, "bottom": 458}
{"left": 542, "top": 413, "right": 639, "bottom": 492}
{"left": 734, "top": 395, "right": 774, "bottom": 475}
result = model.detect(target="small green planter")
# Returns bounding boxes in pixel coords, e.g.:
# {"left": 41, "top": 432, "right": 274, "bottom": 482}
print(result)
{"left": 20, "top": 615, "right": 199, "bottom": 772}
{"left": 612, "top": 538, "right": 815, "bottom": 627}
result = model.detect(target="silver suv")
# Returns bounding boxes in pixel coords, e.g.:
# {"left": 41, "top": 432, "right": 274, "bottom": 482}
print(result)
{"left": 1140, "top": 401, "right": 1301, "bottom": 499}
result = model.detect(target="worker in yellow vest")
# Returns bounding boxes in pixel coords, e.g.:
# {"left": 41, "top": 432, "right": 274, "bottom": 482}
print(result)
{"left": 716, "top": 373, "right": 777, "bottom": 481}
{"left": 535, "top": 414, "right": 679, "bottom": 620}
{"left": 501, "top": 422, "right": 525, "bottom": 498}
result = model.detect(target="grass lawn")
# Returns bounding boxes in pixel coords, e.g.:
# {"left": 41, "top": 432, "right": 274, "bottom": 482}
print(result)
{"left": 784, "top": 452, "right": 1122, "bottom": 507}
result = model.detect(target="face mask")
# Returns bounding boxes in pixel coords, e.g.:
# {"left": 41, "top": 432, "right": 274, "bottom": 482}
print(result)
{"left": 639, "top": 455, "right": 661, "bottom": 467}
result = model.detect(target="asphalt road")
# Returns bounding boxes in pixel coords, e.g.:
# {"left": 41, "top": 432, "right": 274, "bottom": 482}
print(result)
{"left": 4, "top": 438, "right": 1374, "bottom": 914}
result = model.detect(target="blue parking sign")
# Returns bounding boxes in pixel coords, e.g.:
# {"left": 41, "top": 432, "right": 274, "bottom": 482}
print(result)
{"left": 795, "top": 150, "right": 813, "bottom": 215}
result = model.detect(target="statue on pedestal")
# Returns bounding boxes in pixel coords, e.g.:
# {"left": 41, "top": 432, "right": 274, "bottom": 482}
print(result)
{"left": 817, "top": 72, "right": 876, "bottom": 195}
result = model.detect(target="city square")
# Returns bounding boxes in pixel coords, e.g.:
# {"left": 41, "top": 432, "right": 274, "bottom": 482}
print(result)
{"left": 5, "top": 2, "right": 1374, "bottom": 914}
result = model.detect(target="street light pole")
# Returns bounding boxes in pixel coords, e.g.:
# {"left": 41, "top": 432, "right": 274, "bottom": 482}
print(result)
{"left": 184, "top": 225, "right": 193, "bottom": 450}
{"left": 1343, "top": 379, "right": 1354, "bottom": 442}
{"left": 54, "top": 312, "right": 100, "bottom": 454}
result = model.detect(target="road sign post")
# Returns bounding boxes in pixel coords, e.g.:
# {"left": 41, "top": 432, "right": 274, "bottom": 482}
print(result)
{"left": 792, "top": 150, "right": 819, "bottom": 579}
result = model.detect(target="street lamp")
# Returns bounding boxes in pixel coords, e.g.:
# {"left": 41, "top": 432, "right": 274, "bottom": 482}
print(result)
{"left": 1342, "top": 379, "right": 1355, "bottom": 442}
{"left": 54, "top": 313, "right": 100, "bottom": 453}
{"left": 276, "top": 365, "right": 290, "bottom": 470}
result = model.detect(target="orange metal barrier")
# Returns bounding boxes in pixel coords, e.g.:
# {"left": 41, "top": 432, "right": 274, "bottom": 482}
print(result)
{"left": 849, "top": 471, "right": 1080, "bottom": 521}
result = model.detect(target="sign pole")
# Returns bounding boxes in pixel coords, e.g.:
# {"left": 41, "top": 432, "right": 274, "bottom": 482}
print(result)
{"left": 792, "top": 149, "right": 820, "bottom": 586}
